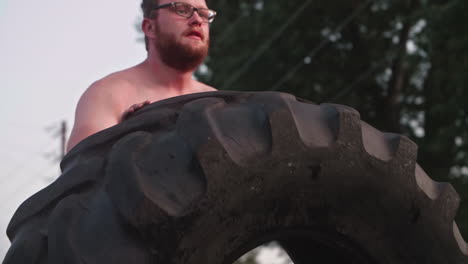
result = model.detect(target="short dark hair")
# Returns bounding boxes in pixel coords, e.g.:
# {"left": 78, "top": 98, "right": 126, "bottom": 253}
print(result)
{"left": 141, "top": 0, "right": 158, "bottom": 51}
{"left": 141, "top": 0, "right": 157, "bottom": 19}
{"left": 140, "top": 0, "right": 211, "bottom": 51}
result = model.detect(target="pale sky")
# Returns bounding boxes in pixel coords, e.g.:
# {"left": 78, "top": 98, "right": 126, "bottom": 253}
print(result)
{"left": 0, "top": 0, "right": 146, "bottom": 259}
{"left": 0, "top": 1, "right": 291, "bottom": 262}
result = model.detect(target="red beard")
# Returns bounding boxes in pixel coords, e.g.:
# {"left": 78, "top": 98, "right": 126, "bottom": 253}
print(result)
{"left": 154, "top": 24, "right": 209, "bottom": 72}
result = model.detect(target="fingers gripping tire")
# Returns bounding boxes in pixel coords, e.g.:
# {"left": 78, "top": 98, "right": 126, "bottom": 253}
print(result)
{"left": 4, "top": 91, "right": 468, "bottom": 264}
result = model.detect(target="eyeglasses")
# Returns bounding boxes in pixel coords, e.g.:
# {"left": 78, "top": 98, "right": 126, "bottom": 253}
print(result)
{"left": 153, "top": 2, "right": 217, "bottom": 23}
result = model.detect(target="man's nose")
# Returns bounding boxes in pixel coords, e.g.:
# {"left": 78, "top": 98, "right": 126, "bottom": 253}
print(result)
{"left": 189, "top": 10, "right": 203, "bottom": 26}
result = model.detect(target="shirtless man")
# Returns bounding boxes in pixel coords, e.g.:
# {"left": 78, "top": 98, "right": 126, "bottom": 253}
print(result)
{"left": 67, "top": 0, "right": 217, "bottom": 151}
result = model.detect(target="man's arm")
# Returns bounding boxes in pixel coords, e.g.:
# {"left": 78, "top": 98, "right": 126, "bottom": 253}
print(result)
{"left": 67, "top": 81, "right": 121, "bottom": 152}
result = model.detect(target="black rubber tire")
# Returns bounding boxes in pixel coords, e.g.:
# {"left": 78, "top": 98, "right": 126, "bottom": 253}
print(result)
{"left": 4, "top": 91, "right": 468, "bottom": 264}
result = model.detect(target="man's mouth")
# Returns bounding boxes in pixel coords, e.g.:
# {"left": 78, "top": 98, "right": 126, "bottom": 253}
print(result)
{"left": 185, "top": 30, "right": 203, "bottom": 40}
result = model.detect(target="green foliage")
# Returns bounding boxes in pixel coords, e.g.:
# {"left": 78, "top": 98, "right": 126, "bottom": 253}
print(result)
{"left": 200, "top": 0, "right": 468, "bottom": 237}
{"left": 136, "top": 0, "right": 468, "bottom": 242}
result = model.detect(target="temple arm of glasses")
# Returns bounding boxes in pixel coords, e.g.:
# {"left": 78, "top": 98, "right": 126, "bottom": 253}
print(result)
{"left": 153, "top": 2, "right": 174, "bottom": 10}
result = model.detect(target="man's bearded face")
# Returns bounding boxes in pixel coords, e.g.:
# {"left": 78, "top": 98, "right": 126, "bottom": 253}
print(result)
{"left": 153, "top": 21, "right": 209, "bottom": 72}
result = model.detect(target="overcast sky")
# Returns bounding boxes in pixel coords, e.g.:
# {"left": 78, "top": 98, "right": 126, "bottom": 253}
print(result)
{"left": 0, "top": 0, "right": 147, "bottom": 258}
{"left": 0, "top": 1, "right": 292, "bottom": 262}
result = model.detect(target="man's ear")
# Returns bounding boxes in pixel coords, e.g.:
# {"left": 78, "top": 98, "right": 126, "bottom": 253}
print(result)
{"left": 142, "top": 18, "right": 157, "bottom": 39}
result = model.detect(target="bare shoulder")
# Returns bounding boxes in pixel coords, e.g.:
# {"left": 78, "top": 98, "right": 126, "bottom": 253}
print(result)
{"left": 67, "top": 68, "right": 137, "bottom": 151}
{"left": 196, "top": 81, "right": 217, "bottom": 92}
{"left": 78, "top": 67, "right": 141, "bottom": 120}
{"left": 83, "top": 67, "right": 139, "bottom": 105}
{"left": 94, "top": 67, "right": 137, "bottom": 90}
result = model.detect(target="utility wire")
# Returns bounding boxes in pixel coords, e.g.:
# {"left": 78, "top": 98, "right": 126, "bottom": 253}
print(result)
{"left": 221, "top": 0, "right": 315, "bottom": 90}
{"left": 0, "top": 164, "right": 59, "bottom": 207}
{"left": 216, "top": 0, "right": 228, "bottom": 9}
{"left": 215, "top": 3, "right": 269, "bottom": 46}
{"left": 214, "top": 15, "right": 244, "bottom": 46}
{"left": 324, "top": 56, "right": 390, "bottom": 103}
{"left": 0, "top": 140, "right": 57, "bottom": 186}
{"left": 6, "top": 120, "right": 48, "bottom": 129}
{"left": 271, "top": 0, "right": 373, "bottom": 91}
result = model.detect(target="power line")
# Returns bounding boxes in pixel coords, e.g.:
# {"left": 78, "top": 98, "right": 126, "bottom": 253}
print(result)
{"left": 0, "top": 164, "right": 59, "bottom": 207}
{"left": 221, "top": 0, "right": 315, "bottom": 90}
{"left": 214, "top": 15, "right": 244, "bottom": 46}
{"left": 214, "top": 3, "right": 270, "bottom": 46}
{"left": 0, "top": 120, "right": 68, "bottom": 190}
{"left": 0, "top": 141, "right": 57, "bottom": 185}
{"left": 325, "top": 57, "right": 390, "bottom": 103}
{"left": 0, "top": 120, "right": 68, "bottom": 209}
{"left": 0, "top": 139, "right": 56, "bottom": 155}
{"left": 0, "top": 120, "right": 66, "bottom": 156}
{"left": 5, "top": 120, "right": 49, "bottom": 129}
{"left": 216, "top": 0, "right": 228, "bottom": 9}
{"left": 271, "top": 0, "right": 373, "bottom": 91}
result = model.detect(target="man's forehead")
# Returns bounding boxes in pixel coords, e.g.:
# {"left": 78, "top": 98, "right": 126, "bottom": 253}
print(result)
{"left": 157, "top": 0, "right": 208, "bottom": 8}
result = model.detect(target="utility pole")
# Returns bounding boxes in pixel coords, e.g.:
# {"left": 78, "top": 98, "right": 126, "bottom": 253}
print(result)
{"left": 43, "top": 120, "right": 68, "bottom": 182}
{"left": 60, "top": 121, "right": 67, "bottom": 159}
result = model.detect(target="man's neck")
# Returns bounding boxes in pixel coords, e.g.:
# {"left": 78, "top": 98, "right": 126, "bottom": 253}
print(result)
{"left": 142, "top": 54, "right": 196, "bottom": 93}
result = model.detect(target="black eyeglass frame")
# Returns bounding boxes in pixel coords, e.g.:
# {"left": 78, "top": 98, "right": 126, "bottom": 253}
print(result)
{"left": 152, "top": 2, "right": 217, "bottom": 23}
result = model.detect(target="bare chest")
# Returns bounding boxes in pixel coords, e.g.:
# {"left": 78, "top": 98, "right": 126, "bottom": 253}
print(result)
{"left": 117, "top": 85, "right": 214, "bottom": 117}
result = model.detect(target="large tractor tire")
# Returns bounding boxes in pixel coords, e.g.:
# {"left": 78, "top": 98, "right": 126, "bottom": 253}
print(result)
{"left": 3, "top": 91, "right": 468, "bottom": 264}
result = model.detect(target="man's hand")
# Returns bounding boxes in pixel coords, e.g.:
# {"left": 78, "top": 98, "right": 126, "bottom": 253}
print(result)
{"left": 122, "top": 100, "right": 151, "bottom": 121}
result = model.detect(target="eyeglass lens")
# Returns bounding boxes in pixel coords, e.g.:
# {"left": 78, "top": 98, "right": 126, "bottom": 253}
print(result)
{"left": 174, "top": 3, "right": 215, "bottom": 22}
